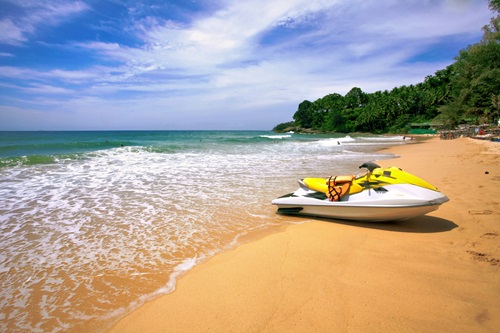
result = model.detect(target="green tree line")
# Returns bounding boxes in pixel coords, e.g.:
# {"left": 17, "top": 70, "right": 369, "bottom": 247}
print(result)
{"left": 274, "top": 0, "right": 500, "bottom": 133}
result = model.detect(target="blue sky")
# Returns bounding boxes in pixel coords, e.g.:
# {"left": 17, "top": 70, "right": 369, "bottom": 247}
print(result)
{"left": 0, "top": 0, "right": 494, "bottom": 130}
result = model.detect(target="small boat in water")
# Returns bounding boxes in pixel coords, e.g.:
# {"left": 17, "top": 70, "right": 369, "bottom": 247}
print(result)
{"left": 272, "top": 162, "right": 449, "bottom": 222}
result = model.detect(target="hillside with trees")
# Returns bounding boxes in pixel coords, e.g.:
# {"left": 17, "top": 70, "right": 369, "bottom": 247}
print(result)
{"left": 274, "top": 0, "right": 500, "bottom": 134}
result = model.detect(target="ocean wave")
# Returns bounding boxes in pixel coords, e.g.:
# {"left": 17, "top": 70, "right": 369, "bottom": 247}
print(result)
{"left": 0, "top": 153, "right": 87, "bottom": 168}
{"left": 317, "top": 135, "right": 356, "bottom": 146}
{"left": 0, "top": 131, "right": 406, "bottom": 332}
{"left": 0, "top": 145, "right": 185, "bottom": 168}
{"left": 259, "top": 134, "right": 292, "bottom": 140}
{"left": 0, "top": 140, "right": 132, "bottom": 156}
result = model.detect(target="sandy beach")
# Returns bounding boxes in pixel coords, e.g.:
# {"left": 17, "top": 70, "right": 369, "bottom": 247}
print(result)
{"left": 109, "top": 137, "right": 500, "bottom": 333}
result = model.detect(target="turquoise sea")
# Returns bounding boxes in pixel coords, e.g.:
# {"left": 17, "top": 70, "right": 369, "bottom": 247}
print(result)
{"left": 0, "top": 130, "right": 406, "bottom": 332}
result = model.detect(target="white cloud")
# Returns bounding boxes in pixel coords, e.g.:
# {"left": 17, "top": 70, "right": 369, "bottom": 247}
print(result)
{"left": 23, "top": 84, "right": 75, "bottom": 94}
{"left": 358, "top": 1, "right": 490, "bottom": 40}
{"left": 0, "top": 0, "right": 89, "bottom": 45}
{"left": 0, "top": 0, "right": 494, "bottom": 130}
{"left": 111, "top": 0, "right": 339, "bottom": 72}
{"left": 0, "top": 66, "right": 101, "bottom": 83}
{"left": 0, "top": 18, "right": 27, "bottom": 45}
{"left": 65, "top": 0, "right": 491, "bottom": 92}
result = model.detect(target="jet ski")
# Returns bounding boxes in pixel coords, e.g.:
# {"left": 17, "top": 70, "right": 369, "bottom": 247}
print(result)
{"left": 272, "top": 162, "right": 449, "bottom": 222}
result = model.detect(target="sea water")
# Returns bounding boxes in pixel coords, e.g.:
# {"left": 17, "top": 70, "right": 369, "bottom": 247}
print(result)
{"left": 0, "top": 131, "right": 406, "bottom": 332}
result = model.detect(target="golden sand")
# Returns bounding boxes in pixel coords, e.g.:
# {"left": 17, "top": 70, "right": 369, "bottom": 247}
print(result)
{"left": 109, "top": 137, "right": 500, "bottom": 332}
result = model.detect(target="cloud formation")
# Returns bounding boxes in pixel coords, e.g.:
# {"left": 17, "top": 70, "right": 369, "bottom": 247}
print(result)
{"left": 0, "top": 0, "right": 493, "bottom": 130}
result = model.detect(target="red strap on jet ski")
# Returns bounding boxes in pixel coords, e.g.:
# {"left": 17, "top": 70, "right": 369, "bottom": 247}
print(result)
{"left": 327, "top": 175, "right": 354, "bottom": 201}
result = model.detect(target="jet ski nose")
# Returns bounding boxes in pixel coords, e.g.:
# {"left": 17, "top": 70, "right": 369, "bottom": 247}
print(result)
{"left": 430, "top": 195, "right": 450, "bottom": 205}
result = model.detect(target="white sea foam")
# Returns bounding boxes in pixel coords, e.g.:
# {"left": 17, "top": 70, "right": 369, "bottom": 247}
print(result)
{"left": 317, "top": 135, "right": 356, "bottom": 147}
{"left": 0, "top": 135, "right": 399, "bottom": 332}
{"left": 260, "top": 134, "right": 292, "bottom": 139}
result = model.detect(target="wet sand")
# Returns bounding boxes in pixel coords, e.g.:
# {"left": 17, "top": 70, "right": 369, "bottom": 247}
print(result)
{"left": 109, "top": 137, "right": 500, "bottom": 332}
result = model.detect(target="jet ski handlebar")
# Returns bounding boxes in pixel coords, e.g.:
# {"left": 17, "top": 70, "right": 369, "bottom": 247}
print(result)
{"left": 359, "top": 162, "right": 381, "bottom": 173}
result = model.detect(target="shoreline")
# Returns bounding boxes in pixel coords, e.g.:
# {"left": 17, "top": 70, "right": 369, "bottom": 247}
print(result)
{"left": 108, "top": 137, "right": 500, "bottom": 332}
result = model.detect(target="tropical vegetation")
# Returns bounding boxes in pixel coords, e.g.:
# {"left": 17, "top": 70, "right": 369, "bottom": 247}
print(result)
{"left": 274, "top": 0, "right": 500, "bottom": 134}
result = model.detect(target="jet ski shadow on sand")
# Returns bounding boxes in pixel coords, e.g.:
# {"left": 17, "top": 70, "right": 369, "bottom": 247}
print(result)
{"left": 296, "top": 215, "right": 458, "bottom": 234}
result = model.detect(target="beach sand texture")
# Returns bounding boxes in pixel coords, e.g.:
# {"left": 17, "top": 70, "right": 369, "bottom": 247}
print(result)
{"left": 109, "top": 137, "right": 500, "bottom": 332}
